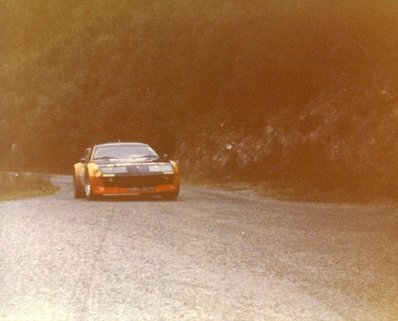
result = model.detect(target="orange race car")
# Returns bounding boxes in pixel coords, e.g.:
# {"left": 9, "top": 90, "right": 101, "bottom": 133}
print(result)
{"left": 73, "top": 142, "right": 180, "bottom": 200}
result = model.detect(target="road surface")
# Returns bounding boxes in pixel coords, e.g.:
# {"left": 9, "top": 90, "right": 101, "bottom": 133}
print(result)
{"left": 1, "top": 175, "right": 397, "bottom": 321}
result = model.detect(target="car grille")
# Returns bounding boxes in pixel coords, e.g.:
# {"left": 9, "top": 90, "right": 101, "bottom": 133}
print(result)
{"left": 102, "top": 175, "right": 173, "bottom": 188}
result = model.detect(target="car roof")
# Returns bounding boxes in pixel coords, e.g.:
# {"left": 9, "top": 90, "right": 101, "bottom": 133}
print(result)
{"left": 94, "top": 142, "right": 150, "bottom": 148}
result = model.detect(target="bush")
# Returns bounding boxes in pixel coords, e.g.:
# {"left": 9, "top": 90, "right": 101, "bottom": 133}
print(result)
{"left": 0, "top": 172, "right": 57, "bottom": 200}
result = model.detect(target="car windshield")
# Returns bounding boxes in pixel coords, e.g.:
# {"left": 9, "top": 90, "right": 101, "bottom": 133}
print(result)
{"left": 93, "top": 145, "right": 158, "bottom": 160}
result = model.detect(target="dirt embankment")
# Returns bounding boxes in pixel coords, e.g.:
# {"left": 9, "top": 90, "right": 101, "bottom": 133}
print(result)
{"left": 177, "top": 82, "right": 398, "bottom": 200}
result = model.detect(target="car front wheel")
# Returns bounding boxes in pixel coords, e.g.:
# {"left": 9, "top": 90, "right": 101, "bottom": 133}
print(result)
{"left": 84, "top": 177, "right": 97, "bottom": 200}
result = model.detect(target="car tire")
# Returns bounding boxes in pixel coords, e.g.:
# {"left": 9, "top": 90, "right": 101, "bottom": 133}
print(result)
{"left": 84, "top": 177, "right": 97, "bottom": 200}
{"left": 73, "top": 176, "right": 84, "bottom": 199}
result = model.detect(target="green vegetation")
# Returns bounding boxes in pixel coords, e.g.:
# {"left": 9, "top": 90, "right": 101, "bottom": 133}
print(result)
{"left": 1, "top": 1, "right": 397, "bottom": 198}
{"left": 0, "top": 173, "right": 58, "bottom": 201}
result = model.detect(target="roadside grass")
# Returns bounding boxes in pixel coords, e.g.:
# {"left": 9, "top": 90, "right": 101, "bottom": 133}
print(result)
{"left": 183, "top": 177, "right": 397, "bottom": 204}
{"left": 0, "top": 172, "right": 59, "bottom": 201}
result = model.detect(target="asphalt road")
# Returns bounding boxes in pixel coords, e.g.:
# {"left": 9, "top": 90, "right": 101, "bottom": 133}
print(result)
{"left": 1, "top": 175, "right": 397, "bottom": 321}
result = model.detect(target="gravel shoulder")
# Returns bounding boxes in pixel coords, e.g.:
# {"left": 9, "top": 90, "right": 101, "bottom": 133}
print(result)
{"left": 1, "top": 175, "right": 397, "bottom": 321}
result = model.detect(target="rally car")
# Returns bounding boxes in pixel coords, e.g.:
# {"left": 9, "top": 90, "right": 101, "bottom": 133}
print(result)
{"left": 73, "top": 142, "right": 180, "bottom": 200}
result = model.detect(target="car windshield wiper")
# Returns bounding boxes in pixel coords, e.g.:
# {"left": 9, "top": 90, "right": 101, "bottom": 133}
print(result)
{"left": 126, "top": 155, "right": 158, "bottom": 159}
{"left": 93, "top": 156, "right": 115, "bottom": 160}
{"left": 142, "top": 155, "right": 158, "bottom": 158}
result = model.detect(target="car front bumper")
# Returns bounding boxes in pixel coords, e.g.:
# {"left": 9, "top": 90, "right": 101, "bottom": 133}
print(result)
{"left": 89, "top": 174, "right": 179, "bottom": 196}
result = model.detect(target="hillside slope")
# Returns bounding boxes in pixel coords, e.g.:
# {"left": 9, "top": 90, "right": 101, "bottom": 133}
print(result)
{"left": 1, "top": 0, "right": 398, "bottom": 197}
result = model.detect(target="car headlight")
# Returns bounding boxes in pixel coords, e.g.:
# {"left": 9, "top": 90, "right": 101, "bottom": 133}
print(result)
{"left": 100, "top": 167, "right": 114, "bottom": 174}
{"left": 113, "top": 166, "right": 128, "bottom": 173}
{"left": 100, "top": 166, "right": 128, "bottom": 174}
{"left": 91, "top": 165, "right": 103, "bottom": 177}
{"left": 149, "top": 164, "right": 174, "bottom": 173}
